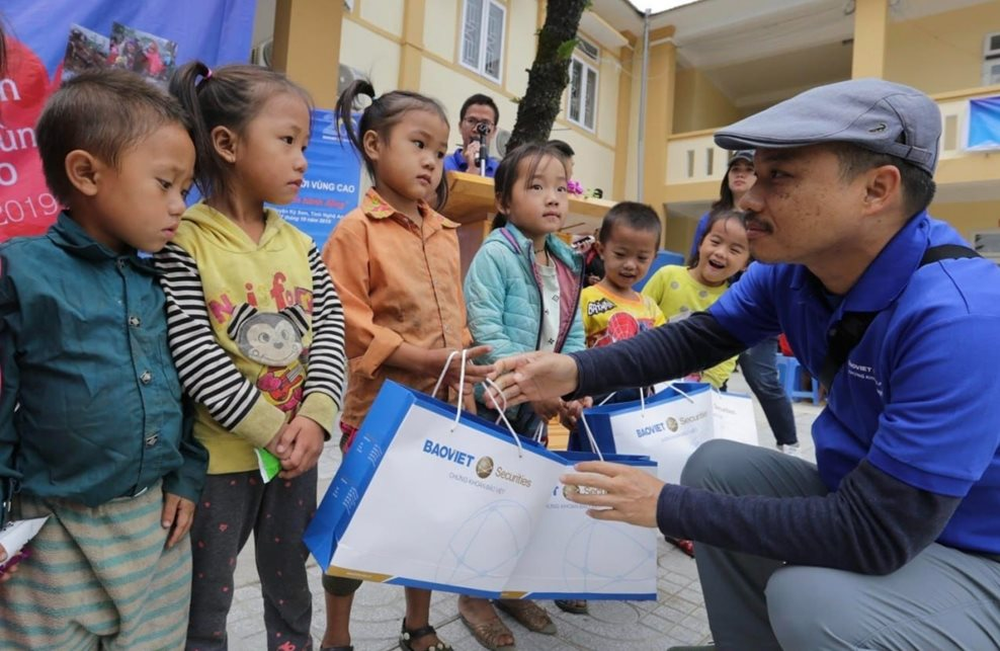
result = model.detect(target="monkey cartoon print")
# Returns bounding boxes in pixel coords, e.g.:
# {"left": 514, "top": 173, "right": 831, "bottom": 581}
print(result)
{"left": 227, "top": 303, "right": 310, "bottom": 413}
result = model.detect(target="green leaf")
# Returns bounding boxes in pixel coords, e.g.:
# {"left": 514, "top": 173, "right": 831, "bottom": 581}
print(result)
{"left": 556, "top": 38, "right": 579, "bottom": 60}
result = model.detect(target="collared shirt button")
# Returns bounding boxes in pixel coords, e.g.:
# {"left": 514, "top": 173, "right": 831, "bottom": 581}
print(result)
{"left": 145, "top": 433, "right": 159, "bottom": 447}
{"left": 117, "top": 259, "right": 126, "bottom": 270}
{"left": 140, "top": 370, "right": 153, "bottom": 384}
{"left": 128, "top": 316, "right": 141, "bottom": 327}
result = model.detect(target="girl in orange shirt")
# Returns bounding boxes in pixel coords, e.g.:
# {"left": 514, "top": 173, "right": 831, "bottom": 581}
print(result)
{"left": 320, "top": 79, "right": 491, "bottom": 651}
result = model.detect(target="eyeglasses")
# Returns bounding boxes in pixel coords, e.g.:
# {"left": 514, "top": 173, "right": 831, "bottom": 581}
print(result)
{"left": 463, "top": 117, "right": 495, "bottom": 133}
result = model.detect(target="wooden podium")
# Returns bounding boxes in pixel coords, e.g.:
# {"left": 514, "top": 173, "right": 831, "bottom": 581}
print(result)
{"left": 441, "top": 171, "right": 616, "bottom": 276}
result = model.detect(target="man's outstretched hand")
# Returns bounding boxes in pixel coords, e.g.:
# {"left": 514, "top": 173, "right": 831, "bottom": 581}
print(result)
{"left": 486, "top": 351, "right": 579, "bottom": 409}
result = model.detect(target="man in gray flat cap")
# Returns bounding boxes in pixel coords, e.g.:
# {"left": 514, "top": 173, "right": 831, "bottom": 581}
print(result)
{"left": 488, "top": 78, "right": 1000, "bottom": 650}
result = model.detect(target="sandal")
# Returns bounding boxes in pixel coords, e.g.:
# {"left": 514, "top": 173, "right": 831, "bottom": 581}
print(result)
{"left": 399, "top": 618, "right": 453, "bottom": 651}
{"left": 495, "top": 599, "right": 557, "bottom": 635}
{"left": 459, "top": 611, "right": 515, "bottom": 651}
{"left": 554, "top": 599, "right": 588, "bottom": 615}
{"left": 666, "top": 535, "right": 695, "bottom": 558}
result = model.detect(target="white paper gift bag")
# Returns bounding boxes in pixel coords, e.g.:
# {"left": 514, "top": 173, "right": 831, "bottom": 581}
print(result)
{"left": 503, "top": 450, "right": 658, "bottom": 601}
{"left": 581, "top": 382, "right": 758, "bottom": 484}
{"left": 304, "top": 379, "right": 660, "bottom": 599}
{"left": 304, "top": 380, "right": 563, "bottom": 597}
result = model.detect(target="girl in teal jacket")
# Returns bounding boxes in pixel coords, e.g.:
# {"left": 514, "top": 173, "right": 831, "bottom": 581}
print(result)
{"left": 459, "top": 142, "right": 586, "bottom": 649}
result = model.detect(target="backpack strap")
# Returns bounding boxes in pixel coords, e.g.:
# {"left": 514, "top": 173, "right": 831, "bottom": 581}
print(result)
{"left": 816, "top": 244, "right": 980, "bottom": 391}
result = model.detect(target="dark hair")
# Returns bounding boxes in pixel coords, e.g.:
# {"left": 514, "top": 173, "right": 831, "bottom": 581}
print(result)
{"left": 37, "top": 69, "right": 190, "bottom": 203}
{"left": 687, "top": 209, "right": 748, "bottom": 269}
{"left": 711, "top": 157, "right": 754, "bottom": 211}
{"left": 491, "top": 142, "right": 569, "bottom": 230}
{"left": 336, "top": 78, "right": 450, "bottom": 210}
{"left": 598, "top": 202, "right": 660, "bottom": 243}
{"left": 460, "top": 93, "right": 499, "bottom": 125}
{"left": 831, "top": 143, "right": 936, "bottom": 217}
{"left": 547, "top": 139, "right": 575, "bottom": 159}
{"left": 170, "top": 60, "right": 311, "bottom": 198}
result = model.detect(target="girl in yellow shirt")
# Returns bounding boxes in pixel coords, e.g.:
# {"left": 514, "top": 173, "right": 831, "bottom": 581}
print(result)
{"left": 642, "top": 210, "right": 751, "bottom": 388}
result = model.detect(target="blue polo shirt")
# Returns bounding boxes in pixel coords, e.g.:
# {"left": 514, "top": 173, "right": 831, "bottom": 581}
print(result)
{"left": 710, "top": 212, "right": 1000, "bottom": 555}
{"left": 0, "top": 214, "right": 207, "bottom": 520}
{"left": 443, "top": 147, "right": 499, "bottom": 178}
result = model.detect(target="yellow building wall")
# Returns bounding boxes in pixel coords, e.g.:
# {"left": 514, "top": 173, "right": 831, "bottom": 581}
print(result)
{"left": 623, "top": 46, "right": 644, "bottom": 203}
{"left": 506, "top": 0, "right": 536, "bottom": 99}
{"left": 340, "top": 18, "right": 401, "bottom": 96}
{"left": 359, "top": 0, "right": 404, "bottom": 38}
{"left": 672, "top": 67, "right": 741, "bottom": 134}
{"left": 884, "top": 2, "right": 1000, "bottom": 95}
{"left": 424, "top": 0, "right": 458, "bottom": 61}
{"left": 931, "top": 200, "right": 1000, "bottom": 243}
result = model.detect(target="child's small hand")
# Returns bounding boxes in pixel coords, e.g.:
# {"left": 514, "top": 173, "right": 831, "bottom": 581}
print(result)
{"left": 0, "top": 543, "right": 15, "bottom": 582}
{"left": 531, "top": 398, "right": 562, "bottom": 421}
{"left": 161, "top": 492, "right": 196, "bottom": 548}
{"left": 426, "top": 345, "right": 494, "bottom": 395}
{"left": 559, "top": 397, "right": 593, "bottom": 429}
{"left": 265, "top": 421, "right": 296, "bottom": 460}
{"left": 278, "top": 416, "right": 326, "bottom": 479}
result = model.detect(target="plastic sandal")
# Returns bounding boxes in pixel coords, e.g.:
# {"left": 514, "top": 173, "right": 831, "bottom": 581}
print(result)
{"left": 495, "top": 599, "right": 557, "bottom": 635}
{"left": 399, "top": 618, "right": 453, "bottom": 651}
{"left": 554, "top": 599, "right": 589, "bottom": 615}
{"left": 459, "top": 612, "right": 516, "bottom": 651}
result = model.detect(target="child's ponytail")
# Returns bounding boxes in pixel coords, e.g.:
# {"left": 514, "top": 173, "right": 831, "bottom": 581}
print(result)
{"left": 170, "top": 60, "right": 218, "bottom": 196}
{"left": 335, "top": 78, "right": 376, "bottom": 175}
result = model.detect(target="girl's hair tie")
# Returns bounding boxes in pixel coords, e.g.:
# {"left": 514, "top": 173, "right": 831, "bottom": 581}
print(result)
{"left": 197, "top": 68, "right": 213, "bottom": 90}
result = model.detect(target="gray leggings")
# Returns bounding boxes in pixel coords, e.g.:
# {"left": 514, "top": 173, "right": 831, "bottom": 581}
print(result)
{"left": 681, "top": 440, "right": 1000, "bottom": 651}
{"left": 186, "top": 468, "right": 318, "bottom": 651}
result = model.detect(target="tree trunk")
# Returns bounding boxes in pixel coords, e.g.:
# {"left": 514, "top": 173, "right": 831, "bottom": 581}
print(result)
{"left": 506, "top": 0, "right": 589, "bottom": 152}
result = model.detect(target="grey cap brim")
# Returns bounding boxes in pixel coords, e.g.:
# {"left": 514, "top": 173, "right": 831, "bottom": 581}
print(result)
{"left": 713, "top": 79, "right": 941, "bottom": 175}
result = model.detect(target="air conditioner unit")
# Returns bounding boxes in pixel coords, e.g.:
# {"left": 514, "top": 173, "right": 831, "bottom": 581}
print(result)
{"left": 338, "top": 64, "right": 366, "bottom": 94}
{"left": 972, "top": 229, "right": 1000, "bottom": 263}
{"left": 251, "top": 38, "right": 273, "bottom": 67}
{"left": 494, "top": 128, "right": 512, "bottom": 158}
{"left": 576, "top": 37, "right": 599, "bottom": 61}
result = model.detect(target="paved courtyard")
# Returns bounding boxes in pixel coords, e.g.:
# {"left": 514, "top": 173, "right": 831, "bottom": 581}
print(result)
{"left": 227, "top": 372, "right": 823, "bottom": 650}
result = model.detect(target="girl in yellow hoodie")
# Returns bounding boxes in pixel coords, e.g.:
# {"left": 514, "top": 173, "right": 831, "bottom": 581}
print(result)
{"left": 155, "top": 61, "right": 348, "bottom": 650}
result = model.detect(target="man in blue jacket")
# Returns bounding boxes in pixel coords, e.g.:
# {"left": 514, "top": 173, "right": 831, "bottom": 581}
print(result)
{"left": 444, "top": 94, "right": 501, "bottom": 177}
{"left": 489, "top": 79, "right": 1000, "bottom": 650}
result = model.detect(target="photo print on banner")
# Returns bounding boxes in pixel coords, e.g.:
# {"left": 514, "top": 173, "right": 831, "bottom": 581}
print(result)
{"left": 0, "top": 0, "right": 256, "bottom": 240}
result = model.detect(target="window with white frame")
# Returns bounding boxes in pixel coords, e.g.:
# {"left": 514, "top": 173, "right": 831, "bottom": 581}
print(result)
{"left": 567, "top": 55, "right": 598, "bottom": 132}
{"left": 460, "top": 0, "right": 505, "bottom": 83}
{"left": 984, "top": 32, "right": 1000, "bottom": 86}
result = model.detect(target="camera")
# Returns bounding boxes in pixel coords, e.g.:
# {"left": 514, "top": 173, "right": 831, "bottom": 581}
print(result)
{"left": 474, "top": 122, "right": 491, "bottom": 136}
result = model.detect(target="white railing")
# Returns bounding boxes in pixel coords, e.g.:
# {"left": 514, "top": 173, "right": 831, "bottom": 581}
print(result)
{"left": 665, "top": 85, "right": 1000, "bottom": 185}
{"left": 666, "top": 129, "right": 729, "bottom": 186}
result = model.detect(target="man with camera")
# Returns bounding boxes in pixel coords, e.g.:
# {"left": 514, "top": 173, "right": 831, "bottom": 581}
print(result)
{"left": 445, "top": 94, "right": 501, "bottom": 178}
